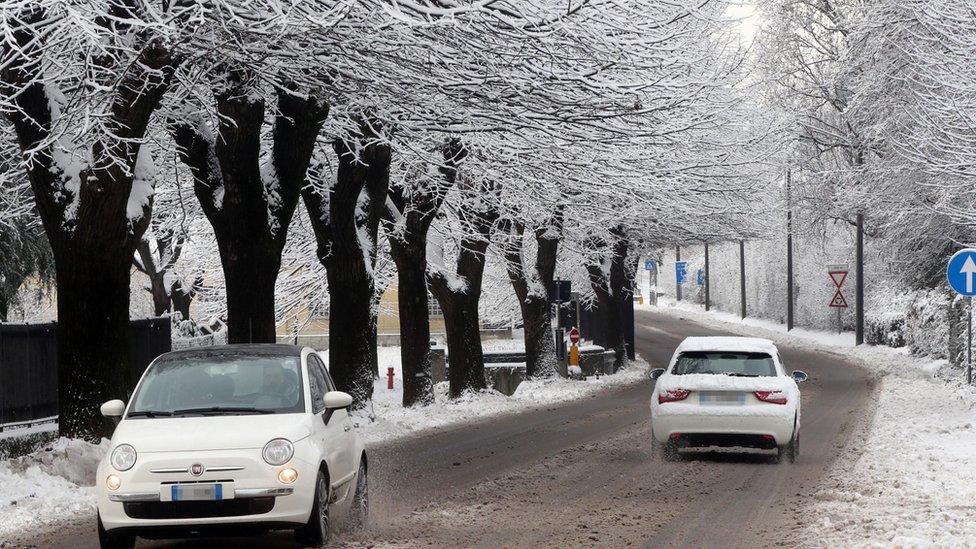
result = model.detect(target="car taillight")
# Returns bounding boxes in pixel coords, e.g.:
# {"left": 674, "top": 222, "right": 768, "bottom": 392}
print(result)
{"left": 658, "top": 389, "right": 690, "bottom": 404}
{"left": 755, "top": 390, "right": 788, "bottom": 405}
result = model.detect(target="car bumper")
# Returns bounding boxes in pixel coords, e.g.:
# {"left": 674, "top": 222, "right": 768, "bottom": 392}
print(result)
{"left": 97, "top": 449, "right": 317, "bottom": 533}
{"left": 652, "top": 407, "right": 796, "bottom": 446}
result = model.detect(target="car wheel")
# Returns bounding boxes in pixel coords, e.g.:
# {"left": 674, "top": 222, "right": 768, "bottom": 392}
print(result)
{"left": 788, "top": 431, "right": 800, "bottom": 463}
{"left": 97, "top": 513, "right": 134, "bottom": 549}
{"left": 661, "top": 439, "right": 680, "bottom": 462}
{"left": 295, "top": 470, "right": 330, "bottom": 547}
{"left": 349, "top": 459, "right": 369, "bottom": 530}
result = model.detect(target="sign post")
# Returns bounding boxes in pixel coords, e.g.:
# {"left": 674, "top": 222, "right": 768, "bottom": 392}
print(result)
{"left": 675, "top": 260, "right": 688, "bottom": 302}
{"left": 644, "top": 259, "right": 656, "bottom": 306}
{"left": 946, "top": 249, "right": 976, "bottom": 384}
{"left": 827, "top": 264, "right": 849, "bottom": 334}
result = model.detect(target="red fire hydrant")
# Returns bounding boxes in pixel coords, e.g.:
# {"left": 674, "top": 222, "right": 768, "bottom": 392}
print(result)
{"left": 387, "top": 367, "right": 395, "bottom": 390}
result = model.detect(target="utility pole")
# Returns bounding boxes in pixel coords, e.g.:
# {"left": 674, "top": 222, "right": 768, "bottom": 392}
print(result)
{"left": 740, "top": 240, "right": 747, "bottom": 319}
{"left": 675, "top": 246, "right": 682, "bottom": 302}
{"left": 786, "top": 169, "right": 794, "bottom": 331}
{"left": 704, "top": 242, "right": 710, "bottom": 311}
{"left": 856, "top": 212, "right": 865, "bottom": 345}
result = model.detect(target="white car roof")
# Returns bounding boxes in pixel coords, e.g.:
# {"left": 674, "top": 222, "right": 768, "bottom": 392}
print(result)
{"left": 675, "top": 336, "right": 778, "bottom": 355}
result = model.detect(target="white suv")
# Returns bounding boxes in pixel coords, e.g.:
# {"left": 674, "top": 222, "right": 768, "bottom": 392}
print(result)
{"left": 95, "top": 344, "right": 367, "bottom": 548}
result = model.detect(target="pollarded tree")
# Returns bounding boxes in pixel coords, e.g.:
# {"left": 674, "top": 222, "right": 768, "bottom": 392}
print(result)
{"left": 0, "top": 2, "right": 186, "bottom": 437}
{"left": 428, "top": 167, "right": 501, "bottom": 398}
{"left": 170, "top": 72, "right": 329, "bottom": 344}
{"left": 382, "top": 138, "right": 467, "bottom": 406}
{"left": 303, "top": 117, "right": 392, "bottom": 408}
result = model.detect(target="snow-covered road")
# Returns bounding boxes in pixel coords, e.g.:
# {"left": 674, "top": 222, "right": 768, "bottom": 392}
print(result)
{"left": 15, "top": 308, "right": 877, "bottom": 548}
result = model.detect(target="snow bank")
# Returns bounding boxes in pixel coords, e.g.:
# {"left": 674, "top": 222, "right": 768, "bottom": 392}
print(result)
{"left": 0, "top": 438, "right": 107, "bottom": 540}
{"left": 647, "top": 302, "right": 976, "bottom": 547}
{"left": 345, "top": 346, "right": 647, "bottom": 446}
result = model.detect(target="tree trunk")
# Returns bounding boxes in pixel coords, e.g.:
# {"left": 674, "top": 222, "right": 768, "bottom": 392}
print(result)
{"left": 170, "top": 278, "right": 198, "bottom": 321}
{"left": 440, "top": 292, "right": 488, "bottom": 397}
{"left": 172, "top": 76, "right": 328, "bottom": 344}
{"left": 303, "top": 121, "right": 390, "bottom": 409}
{"left": 389, "top": 242, "right": 435, "bottom": 406}
{"left": 587, "top": 251, "right": 624, "bottom": 370}
{"left": 607, "top": 232, "right": 630, "bottom": 370}
{"left": 325, "top": 264, "right": 377, "bottom": 406}
{"left": 521, "top": 294, "right": 557, "bottom": 377}
{"left": 501, "top": 215, "right": 561, "bottom": 379}
{"left": 55, "top": 251, "right": 133, "bottom": 438}
{"left": 222, "top": 251, "right": 280, "bottom": 343}
{"left": 428, "top": 176, "right": 498, "bottom": 398}
{"left": 382, "top": 139, "right": 466, "bottom": 406}
{"left": 0, "top": 293, "right": 7, "bottom": 322}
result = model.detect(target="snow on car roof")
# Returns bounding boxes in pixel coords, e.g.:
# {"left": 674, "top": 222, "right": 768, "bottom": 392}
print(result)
{"left": 675, "top": 336, "right": 778, "bottom": 354}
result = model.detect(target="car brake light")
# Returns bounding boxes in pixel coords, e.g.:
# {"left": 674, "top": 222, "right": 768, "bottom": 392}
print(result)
{"left": 755, "top": 390, "right": 788, "bottom": 405}
{"left": 659, "top": 389, "right": 690, "bottom": 404}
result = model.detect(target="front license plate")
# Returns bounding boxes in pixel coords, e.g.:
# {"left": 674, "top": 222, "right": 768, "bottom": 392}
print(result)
{"left": 160, "top": 482, "right": 234, "bottom": 502}
{"left": 699, "top": 392, "right": 745, "bottom": 406}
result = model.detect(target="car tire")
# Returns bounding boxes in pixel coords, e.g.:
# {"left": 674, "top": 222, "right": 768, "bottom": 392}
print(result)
{"left": 661, "top": 439, "right": 680, "bottom": 462}
{"left": 295, "top": 470, "right": 330, "bottom": 547}
{"left": 787, "top": 431, "right": 800, "bottom": 463}
{"left": 97, "top": 513, "right": 134, "bottom": 549}
{"left": 348, "top": 458, "right": 369, "bottom": 530}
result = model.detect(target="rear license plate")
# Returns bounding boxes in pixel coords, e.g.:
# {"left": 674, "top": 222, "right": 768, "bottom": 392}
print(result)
{"left": 160, "top": 483, "right": 234, "bottom": 502}
{"left": 699, "top": 392, "right": 745, "bottom": 405}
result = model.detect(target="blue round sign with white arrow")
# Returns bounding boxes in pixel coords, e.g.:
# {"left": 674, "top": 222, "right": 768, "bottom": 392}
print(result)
{"left": 947, "top": 249, "right": 976, "bottom": 296}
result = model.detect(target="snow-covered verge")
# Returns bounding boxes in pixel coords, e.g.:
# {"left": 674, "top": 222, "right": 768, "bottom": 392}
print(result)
{"left": 0, "top": 438, "right": 107, "bottom": 540}
{"left": 348, "top": 346, "right": 649, "bottom": 445}
{"left": 646, "top": 300, "right": 976, "bottom": 547}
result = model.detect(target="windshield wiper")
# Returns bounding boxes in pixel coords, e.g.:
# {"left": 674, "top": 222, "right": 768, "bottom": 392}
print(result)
{"left": 127, "top": 410, "right": 174, "bottom": 418}
{"left": 172, "top": 406, "right": 275, "bottom": 416}
{"left": 725, "top": 372, "right": 760, "bottom": 377}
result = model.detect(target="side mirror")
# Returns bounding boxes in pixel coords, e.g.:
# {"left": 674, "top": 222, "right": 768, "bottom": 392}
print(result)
{"left": 649, "top": 368, "right": 666, "bottom": 380}
{"left": 100, "top": 399, "right": 126, "bottom": 418}
{"left": 792, "top": 370, "right": 809, "bottom": 383}
{"left": 323, "top": 391, "right": 353, "bottom": 410}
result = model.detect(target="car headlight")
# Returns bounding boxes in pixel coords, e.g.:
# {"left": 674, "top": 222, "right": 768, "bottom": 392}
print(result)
{"left": 262, "top": 438, "right": 294, "bottom": 466}
{"left": 110, "top": 444, "right": 137, "bottom": 472}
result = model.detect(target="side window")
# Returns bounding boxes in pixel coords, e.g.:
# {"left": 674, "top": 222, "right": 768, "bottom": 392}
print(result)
{"left": 306, "top": 355, "right": 328, "bottom": 414}
{"left": 321, "top": 366, "right": 337, "bottom": 393}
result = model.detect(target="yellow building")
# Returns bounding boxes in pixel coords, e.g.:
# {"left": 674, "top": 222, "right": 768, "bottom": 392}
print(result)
{"left": 276, "top": 284, "right": 447, "bottom": 348}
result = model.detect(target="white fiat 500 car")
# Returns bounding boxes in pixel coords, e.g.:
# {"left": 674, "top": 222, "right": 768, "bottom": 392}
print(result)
{"left": 95, "top": 344, "right": 367, "bottom": 548}
{"left": 649, "top": 337, "right": 807, "bottom": 462}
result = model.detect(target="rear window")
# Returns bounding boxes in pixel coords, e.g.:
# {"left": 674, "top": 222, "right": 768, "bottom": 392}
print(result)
{"left": 671, "top": 351, "right": 777, "bottom": 377}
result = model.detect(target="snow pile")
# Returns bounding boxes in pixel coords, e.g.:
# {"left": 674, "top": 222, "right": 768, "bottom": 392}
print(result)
{"left": 0, "top": 438, "right": 107, "bottom": 539}
{"left": 351, "top": 346, "right": 647, "bottom": 445}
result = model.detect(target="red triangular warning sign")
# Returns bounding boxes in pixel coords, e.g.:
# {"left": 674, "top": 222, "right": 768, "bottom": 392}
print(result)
{"left": 829, "top": 290, "right": 848, "bottom": 308}
{"left": 828, "top": 271, "right": 848, "bottom": 289}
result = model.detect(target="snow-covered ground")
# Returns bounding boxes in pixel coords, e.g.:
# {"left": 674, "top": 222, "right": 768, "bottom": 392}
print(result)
{"left": 646, "top": 299, "right": 976, "bottom": 547}
{"left": 0, "top": 338, "right": 646, "bottom": 540}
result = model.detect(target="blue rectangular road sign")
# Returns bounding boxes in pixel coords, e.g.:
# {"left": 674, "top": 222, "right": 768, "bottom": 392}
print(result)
{"left": 696, "top": 268, "right": 704, "bottom": 287}
{"left": 644, "top": 259, "right": 656, "bottom": 272}
{"left": 675, "top": 261, "right": 688, "bottom": 284}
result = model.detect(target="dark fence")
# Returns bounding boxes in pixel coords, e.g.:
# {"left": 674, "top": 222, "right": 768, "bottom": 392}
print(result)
{"left": 0, "top": 318, "right": 171, "bottom": 428}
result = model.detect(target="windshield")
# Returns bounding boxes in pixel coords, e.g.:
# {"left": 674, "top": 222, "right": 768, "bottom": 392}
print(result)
{"left": 129, "top": 353, "right": 305, "bottom": 416}
{"left": 671, "top": 351, "right": 777, "bottom": 377}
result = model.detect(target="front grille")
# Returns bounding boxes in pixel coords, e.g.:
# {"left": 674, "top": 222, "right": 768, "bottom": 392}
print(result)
{"left": 124, "top": 497, "right": 275, "bottom": 520}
